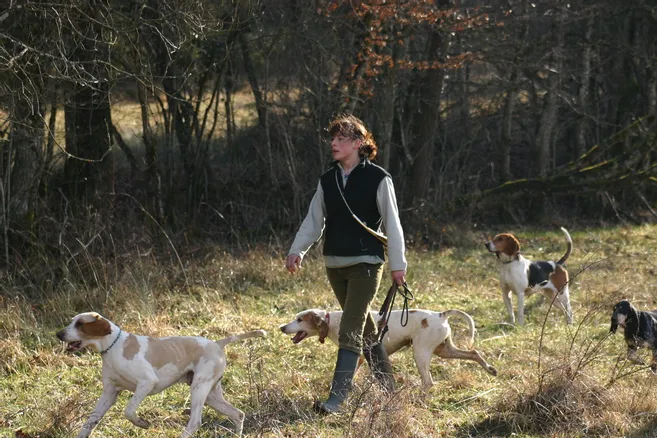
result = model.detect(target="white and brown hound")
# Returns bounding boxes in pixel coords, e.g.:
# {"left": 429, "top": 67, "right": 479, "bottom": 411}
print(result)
{"left": 56, "top": 312, "right": 266, "bottom": 438}
{"left": 485, "top": 227, "right": 573, "bottom": 325}
{"left": 279, "top": 308, "right": 497, "bottom": 389}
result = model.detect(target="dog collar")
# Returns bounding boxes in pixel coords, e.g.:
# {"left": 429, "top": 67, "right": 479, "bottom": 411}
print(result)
{"left": 100, "top": 328, "right": 122, "bottom": 355}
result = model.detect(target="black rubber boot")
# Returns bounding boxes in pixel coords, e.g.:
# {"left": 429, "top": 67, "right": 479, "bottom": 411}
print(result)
{"left": 363, "top": 342, "right": 395, "bottom": 392}
{"left": 313, "top": 348, "right": 359, "bottom": 414}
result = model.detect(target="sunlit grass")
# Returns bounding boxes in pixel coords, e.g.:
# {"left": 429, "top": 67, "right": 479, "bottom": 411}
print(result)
{"left": 2, "top": 224, "right": 657, "bottom": 437}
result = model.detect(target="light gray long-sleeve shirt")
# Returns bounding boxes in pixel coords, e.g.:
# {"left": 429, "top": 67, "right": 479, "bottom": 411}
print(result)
{"left": 288, "top": 165, "right": 407, "bottom": 272}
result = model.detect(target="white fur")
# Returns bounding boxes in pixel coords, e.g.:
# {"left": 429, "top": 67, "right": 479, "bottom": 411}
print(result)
{"left": 56, "top": 312, "right": 265, "bottom": 438}
{"left": 280, "top": 308, "right": 497, "bottom": 389}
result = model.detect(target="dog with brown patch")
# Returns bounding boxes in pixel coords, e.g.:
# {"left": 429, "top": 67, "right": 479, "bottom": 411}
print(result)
{"left": 56, "top": 312, "right": 266, "bottom": 438}
{"left": 280, "top": 308, "right": 497, "bottom": 389}
{"left": 485, "top": 227, "right": 573, "bottom": 325}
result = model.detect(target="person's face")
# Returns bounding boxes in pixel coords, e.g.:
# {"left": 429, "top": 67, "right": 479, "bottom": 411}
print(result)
{"left": 330, "top": 134, "right": 360, "bottom": 163}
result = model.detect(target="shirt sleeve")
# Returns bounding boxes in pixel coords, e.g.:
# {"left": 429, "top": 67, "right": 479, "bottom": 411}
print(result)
{"left": 288, "top": 181, "right": 326, "bottom": 259}
{"left": 377, "top": 176, "right": 407, "bottom": 272}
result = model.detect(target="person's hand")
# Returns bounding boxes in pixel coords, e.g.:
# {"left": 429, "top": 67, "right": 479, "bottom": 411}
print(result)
{"left": 391, "top": 270, "right": 406, "bottom": 286}
{"left": 286, "top": 254, "right": 302, "bottom": 274}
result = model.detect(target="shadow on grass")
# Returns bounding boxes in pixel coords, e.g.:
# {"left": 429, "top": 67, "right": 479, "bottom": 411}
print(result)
{"left": 454, "top": 415, "right": 514, "bottom": 438}
{"left": 245, "top": 398, "right": 318, "bottom": 436}
{"left": 627, "top": 418, "right": 657, "bottom": 438}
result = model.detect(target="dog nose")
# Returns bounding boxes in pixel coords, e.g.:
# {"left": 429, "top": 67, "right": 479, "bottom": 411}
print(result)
{"left": 279, "top": 325, "right": 286, "bottom": 332}
{"left": 56, "top": 329, "right": 66, "bottom": 341}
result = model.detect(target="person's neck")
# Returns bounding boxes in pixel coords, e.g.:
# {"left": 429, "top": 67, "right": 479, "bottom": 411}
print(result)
{"left": 340, "top": 155, "right": 361, "bottom": 174}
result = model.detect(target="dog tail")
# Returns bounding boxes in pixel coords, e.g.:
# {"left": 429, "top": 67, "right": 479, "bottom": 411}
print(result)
{"left": 443, "top": 310, "right": 476, "bottom": 347}
{"left": 216, "top": 329, "right": 267, "bottom": 348}
{"left": 556, "top": 227, "right": 573, "bottom": 265}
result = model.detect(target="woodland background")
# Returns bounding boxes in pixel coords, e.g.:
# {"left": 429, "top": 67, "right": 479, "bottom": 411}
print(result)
{"left": 1, "top": 0, "right": 657, "bottom": 284}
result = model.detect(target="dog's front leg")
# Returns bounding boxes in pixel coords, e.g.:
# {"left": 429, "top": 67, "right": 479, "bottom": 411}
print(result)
{"left": 124, "top": 379, "right": 158, "bottom": 429}
{"left": 627, "top": 346, "right": 645, "bottom": 365}
{"left": 501, "top": 287, "right": 515, "bottom": 324}
{"left": 76, "top": 387, "right": 119, "bottom": 438}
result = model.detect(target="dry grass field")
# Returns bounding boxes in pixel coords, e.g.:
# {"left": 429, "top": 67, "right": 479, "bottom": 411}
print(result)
{"left": 1, "top": 224, "right": 657, "bottom": 437}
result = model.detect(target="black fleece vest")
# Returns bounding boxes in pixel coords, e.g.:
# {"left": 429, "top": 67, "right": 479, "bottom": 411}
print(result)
{"left": 320, "top": 159, "right": 389, "bottom": 259}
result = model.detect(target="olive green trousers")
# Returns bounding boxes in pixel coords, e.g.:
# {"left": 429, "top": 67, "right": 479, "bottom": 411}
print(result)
{"left": 326, "top": 263, "right": 384, "bottom": 354}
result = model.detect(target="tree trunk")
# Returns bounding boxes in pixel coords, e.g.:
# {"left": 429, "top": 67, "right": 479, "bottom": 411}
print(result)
{"left": 138, "top": 82, "right": 164, "bottom": 222}
{"left": 64, "top": 84, "right": 112, "bottom": 201}
{"left": 408, "top": 28, "right": 449, "bottom": 206}
{"left": 534, "top": 17, "right": 563, "bottom": 178}
{"left": 575, "top": 17, "right": 593, "bottom": 158}
{"left": 8, "top": 97, "right": 44, "bottom": 222}
{"left": 240, "top": 32, "right": 267, "bottom": 130}
{"left": 500, "top": 72, "right": 517, "bottom": 183}
{"left": 62, "top": 0, "right": 113, "bottom": 203}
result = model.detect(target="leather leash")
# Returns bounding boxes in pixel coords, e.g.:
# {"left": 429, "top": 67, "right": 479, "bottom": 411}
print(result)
{"left": 377, "top": 281, "right": 414, "bottom": 344}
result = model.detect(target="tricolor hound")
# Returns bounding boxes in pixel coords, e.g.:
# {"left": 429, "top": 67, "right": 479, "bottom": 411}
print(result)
{"left": 56, "top": 312, "right": 266, "bottom": 437}
{"left": 610, "top": 300, "right": 657, "bottom": 373}
{"left": 485, "top": 227, "right": 573, "bottom": 325}
{"left": 279, "top": 308, "right": 497, "bottom": 389}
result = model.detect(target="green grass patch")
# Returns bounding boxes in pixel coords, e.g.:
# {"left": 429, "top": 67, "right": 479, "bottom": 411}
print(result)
{"left": 2, "top": 225, "right": 657, "bottom": 437}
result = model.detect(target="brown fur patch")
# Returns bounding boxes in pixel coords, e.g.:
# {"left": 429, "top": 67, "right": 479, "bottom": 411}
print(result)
{"left": 145, "top": 337, "right": 204, "bottom": 370}
{"left": 408, "top": 310, "right": 417, "bottom": 313}
{"left": 421, "top": 318, "right": 429, "bottom": 328}
{"left": 80, "top": 318, "right": 112, "bottom": 337}
{"left": 551, "top": 265, "right": 569, "bottom": 293}
{"left": 122, "top": 334, "right": 140, "bottom": 360}
{"left": 309, "top": 313, "right": 329, "bottom": 344}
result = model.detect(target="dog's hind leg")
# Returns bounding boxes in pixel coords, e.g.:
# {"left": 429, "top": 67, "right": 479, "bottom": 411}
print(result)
{"left": 412, "top": 349, "right": 435, "bottom": 390}
{"left": 205, "top": 381, "right": 245, "bottom": 437}
{"left": 182, "top": 362, "right": 224, "bottom": 438}
{"left": 181, "top": 382, "right": 215, "bottom": 438}
{"left": 627, "top": 346, "right": 645, "bottom": 365}
{"left": 544, "top": 287, "right": 573, "bottom": 324}
{"left": 515, "top": 290, "right": 526, "bottom": 325}
{"left": 434, "top": 337, "right": 498, "bottom": 376}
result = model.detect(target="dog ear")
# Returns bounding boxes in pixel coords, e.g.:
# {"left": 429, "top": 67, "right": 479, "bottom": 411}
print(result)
{"left": 506, "top": 235, "right": 520, "bottom": 256}
{"left": 318, "top": 318, "right": 329, "bottom": 344}
{"left": 80, "top": 315, "right": 112, "bottom": 337}
{"left": 610, "top": 315, "right": 618, "bottom": 334}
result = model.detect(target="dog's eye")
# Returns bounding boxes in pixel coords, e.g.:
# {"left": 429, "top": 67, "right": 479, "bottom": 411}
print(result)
{"left": 75, "top": 320, "right": 84, "bottom": 327}
{"left": 297, "top": 318, "right": 302, "bottom": 322}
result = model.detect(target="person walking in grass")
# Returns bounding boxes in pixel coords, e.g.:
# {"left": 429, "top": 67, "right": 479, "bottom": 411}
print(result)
{"left": 285, "top": 113, "right": 407, "bottom": 414}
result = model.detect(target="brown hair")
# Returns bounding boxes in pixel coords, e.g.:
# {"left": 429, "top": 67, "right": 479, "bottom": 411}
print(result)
{"left": 327, "top": 114, "right": 378, "bottom": 160}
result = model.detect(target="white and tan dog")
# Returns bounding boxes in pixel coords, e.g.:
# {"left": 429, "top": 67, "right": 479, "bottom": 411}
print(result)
{"left": 485, "top": 227, "right": 573, "bottom": 325}
{"left": 56, "top": 312, "right": 266, "bottom": 438}
{"left": 280, "top": 308, "right": 497, "bottom": 389}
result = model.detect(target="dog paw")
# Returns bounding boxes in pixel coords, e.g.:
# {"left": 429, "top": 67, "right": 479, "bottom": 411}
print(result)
{"left": 129, "top": 417, "right": 150, "bottom": 429}
{"left": 488, "top": 365, "right": 498, "bottom": 376}
{"left": 650, "top": 364, "right": 657, "bottom": 373}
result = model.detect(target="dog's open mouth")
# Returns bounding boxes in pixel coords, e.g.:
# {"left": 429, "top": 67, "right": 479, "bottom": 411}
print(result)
{"left": 291, "top": 331, "right": 307, "bottom": 344}
{"left": 66, "top": 341, "right": 83, "bottom": 352}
